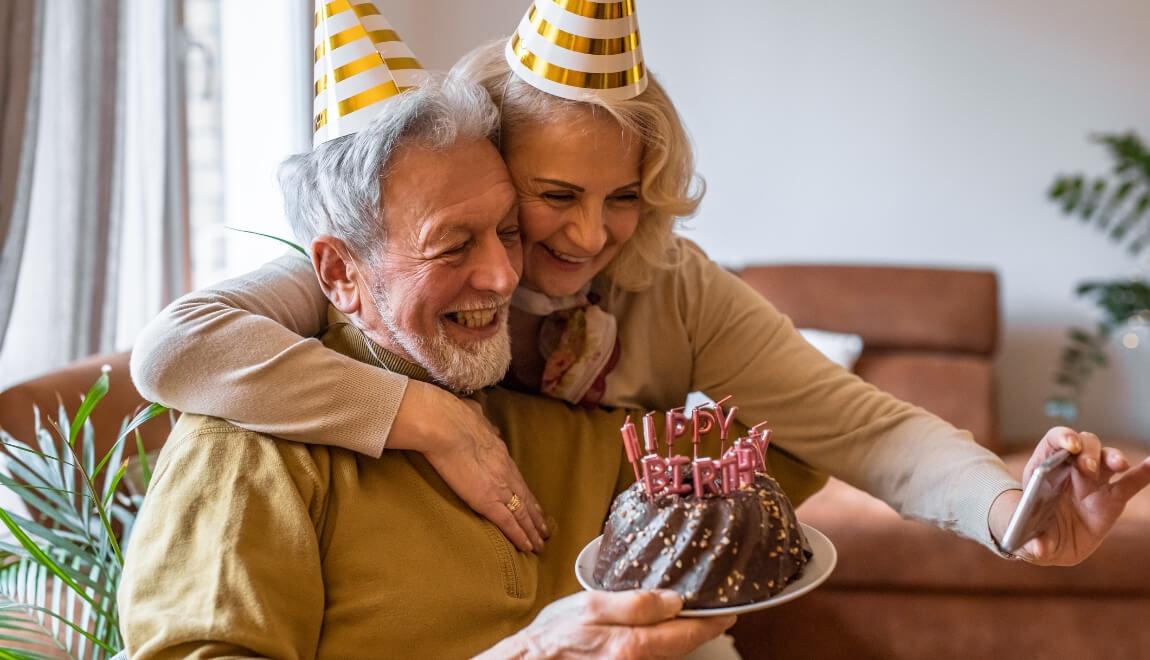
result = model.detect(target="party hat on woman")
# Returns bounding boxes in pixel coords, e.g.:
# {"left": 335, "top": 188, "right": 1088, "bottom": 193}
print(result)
{"left": 313, "top": 0, "right": 425, "bottom": 147}
{"left": 505, "top": 0, "right": 648, "bottom": 102}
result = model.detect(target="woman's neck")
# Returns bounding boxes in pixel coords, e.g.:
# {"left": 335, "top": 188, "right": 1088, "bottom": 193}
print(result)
{"left": 505, "top": 306, "right": 545, "bottom": 392}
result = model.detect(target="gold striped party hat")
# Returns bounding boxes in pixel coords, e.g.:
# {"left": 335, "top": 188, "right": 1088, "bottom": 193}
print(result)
{"left": 313, "top": 0, "right": 424, "bottom": 148}
{"left": 505, "top": 0, "right": 647, "bottom": 102}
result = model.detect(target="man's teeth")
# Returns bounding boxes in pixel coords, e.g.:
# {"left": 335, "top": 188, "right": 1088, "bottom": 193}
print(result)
{"left": 450, "top": 309, "right": 497, "bottom": 328}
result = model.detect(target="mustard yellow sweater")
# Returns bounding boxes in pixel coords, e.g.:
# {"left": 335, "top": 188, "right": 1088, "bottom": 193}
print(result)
{"left": 119, "top": 320, "right": 824, "bottom": 659}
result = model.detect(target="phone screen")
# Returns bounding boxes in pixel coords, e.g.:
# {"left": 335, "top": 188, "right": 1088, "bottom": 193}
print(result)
{"left": 1001, "top": 449, "right": 1073, "bottom": 554}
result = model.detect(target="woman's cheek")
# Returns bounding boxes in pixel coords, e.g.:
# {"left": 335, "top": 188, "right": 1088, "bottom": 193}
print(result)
{"left": 610, "top": 208, "right": 642, "bottom": 244}
{"left": 517, "top": 202, "right": 563, "bottom": 244}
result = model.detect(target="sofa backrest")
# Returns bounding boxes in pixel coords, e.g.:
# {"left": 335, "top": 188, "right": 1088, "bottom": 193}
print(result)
{"left": 0, "top": 351, "right": 171, "bottom": 458}
{"left": 736, "top": 265, "right": 1002, "bottom": 452}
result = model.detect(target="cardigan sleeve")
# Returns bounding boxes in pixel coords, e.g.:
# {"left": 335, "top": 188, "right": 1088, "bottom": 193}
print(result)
{"left": 129, "top": 251, "right": 405, "bottom": 457}
{"left": 674, "top": 240, "right": 1020, "bottom": 549}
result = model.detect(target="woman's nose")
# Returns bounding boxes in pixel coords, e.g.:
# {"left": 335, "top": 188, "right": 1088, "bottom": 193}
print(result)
{"left": 565, "top": 204, "right": 608, "bottom": 254}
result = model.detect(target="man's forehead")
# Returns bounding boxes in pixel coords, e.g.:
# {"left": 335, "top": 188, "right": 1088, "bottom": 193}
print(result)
{"left": 387, "top": 141, "right": 513, "bottom": 214}
{"left": 412, "top": 182, "right": 518, "bottom": 244}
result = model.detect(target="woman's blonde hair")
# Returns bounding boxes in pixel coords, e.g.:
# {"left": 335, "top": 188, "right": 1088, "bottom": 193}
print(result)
{"left": 452, "top": 40, "right": 704, "bottom": 291}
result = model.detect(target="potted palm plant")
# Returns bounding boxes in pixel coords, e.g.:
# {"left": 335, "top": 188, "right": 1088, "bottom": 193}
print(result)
{"left": 0, "top": 370, "right": 166, "bottom": 659}
{"left": 1047, "top": 131, "right": 1150, "bottom": 421}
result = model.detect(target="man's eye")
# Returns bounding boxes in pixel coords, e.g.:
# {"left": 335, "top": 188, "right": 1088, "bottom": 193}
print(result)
{"left": 499, "top": 226, "right": 521, "bottom": 242}
{"left": 442, "top": 243, "right": 468, "bottom": 256}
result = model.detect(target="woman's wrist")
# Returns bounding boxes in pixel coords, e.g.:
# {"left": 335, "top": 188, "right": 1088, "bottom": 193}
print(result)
{"left": 387, "top": 379, "right": 456, "bottom": 455}
{"left": 987, "top": 488, "right": 1025, "bottom": 558}
{"left": 474, "top": 632, "right": 534, "bottom": 660}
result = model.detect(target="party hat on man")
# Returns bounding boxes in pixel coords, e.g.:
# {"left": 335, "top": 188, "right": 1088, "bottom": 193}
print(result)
{"left": 505, "top": 0, "right": 647, "bottom": 102}
{"left": 313, "top": 0, "right": 425, "bottom": 147}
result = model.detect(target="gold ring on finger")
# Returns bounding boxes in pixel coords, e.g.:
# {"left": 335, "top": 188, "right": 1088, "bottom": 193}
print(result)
{"left": 506, "top": 493, "right": 523, "bottom": 513}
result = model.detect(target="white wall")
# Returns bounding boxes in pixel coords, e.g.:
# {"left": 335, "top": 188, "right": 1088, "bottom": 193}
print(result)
{"left": 387, "top": 0, "right": 1150, "bottom": 445}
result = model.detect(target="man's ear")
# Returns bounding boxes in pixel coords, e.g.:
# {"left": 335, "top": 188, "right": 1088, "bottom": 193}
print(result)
{"left": 311, "top": 235, "right": 362, "bottom": 315}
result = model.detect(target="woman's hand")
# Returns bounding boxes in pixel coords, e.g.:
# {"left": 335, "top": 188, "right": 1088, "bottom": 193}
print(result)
{"left": 990, "top": 427, "right": 1150, "bottom": 565}
{"left": 390, "top": 380, "right": 549, "bottom": 553}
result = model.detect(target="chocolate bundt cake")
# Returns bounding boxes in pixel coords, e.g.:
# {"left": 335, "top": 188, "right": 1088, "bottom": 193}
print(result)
{"left": 592, "top": 472, "right": 810, "bottom": 609}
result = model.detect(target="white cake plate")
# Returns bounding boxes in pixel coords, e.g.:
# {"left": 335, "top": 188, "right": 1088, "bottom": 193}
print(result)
{"left": 574, "top": 522, "right": 837, "bottom": 617}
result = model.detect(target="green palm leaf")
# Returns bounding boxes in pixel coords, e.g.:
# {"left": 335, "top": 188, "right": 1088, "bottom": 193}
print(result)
{"left": 67, "top": 375, "right": 108, "bottom": 449}
{"left": 0, "top": 375, "right": 164, "bottom": 657}
{"left": 227, "top": 226, "right": 307, "bottom": 255}
{"left": 92, "top": 404, "right": 166, "bottom": 480}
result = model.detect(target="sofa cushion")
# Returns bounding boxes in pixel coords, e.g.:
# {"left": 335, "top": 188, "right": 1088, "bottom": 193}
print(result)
{"left": 795, "top": 442, "right": 1150, "bottom": 595}
{"left": 797, "top": 328, "right": 865, "bottom": 371}
{"left": 855, "top": 351, "right": 998, "bottom": 450}
{"left": 0, "top": 351, "right": 170, "bottom": 457}
{"left": 736, "top": 265, "right": 998, "bottom": 355}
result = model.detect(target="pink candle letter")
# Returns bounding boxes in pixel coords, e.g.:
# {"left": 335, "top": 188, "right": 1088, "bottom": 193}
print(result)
{"left": 641, "top": 455, "right": 670, "bottom": 497}
{"left": 713, "top": 396, "right": 739, "bottom": 444}
{"left": 692, "top": 458, "right": 722, "bottom": 499}
{"left": 642, "top": 412, "right": 659, "bottom": 454}
{"left": 620, "top": 416, "right": 642, "bottom": 482}
{"left": 719, "top": 452, "right": 740, "bottom": 495}
{"left": 668, "top": 455, "right": 693, "bottom": 495}
{"left": 691, "top": 406, "right": 717, "bottom": 458}
{"left": 665, "top": 407, "right": 688, "bottom": 456}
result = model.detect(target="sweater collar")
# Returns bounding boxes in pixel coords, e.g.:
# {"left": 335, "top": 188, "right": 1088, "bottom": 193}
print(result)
{"left": 320, "top": 307, "right": 433, "bottom": 384}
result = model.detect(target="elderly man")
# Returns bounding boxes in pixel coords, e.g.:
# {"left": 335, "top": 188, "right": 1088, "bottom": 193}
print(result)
{"left": 117, "top": 77, "right": 737, "bottom": 658}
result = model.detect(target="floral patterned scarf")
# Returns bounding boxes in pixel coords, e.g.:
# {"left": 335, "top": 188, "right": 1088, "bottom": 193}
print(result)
{"left": 511, "top": 286, "right": 621, "bottom": 407}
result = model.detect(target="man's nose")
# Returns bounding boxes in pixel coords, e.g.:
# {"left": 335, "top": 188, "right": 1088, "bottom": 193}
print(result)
{"left": 471, "top": 236, "right": 520, "bottom": 299}
{"left": 565, "top": 204, "right": 608, "bottom": 255}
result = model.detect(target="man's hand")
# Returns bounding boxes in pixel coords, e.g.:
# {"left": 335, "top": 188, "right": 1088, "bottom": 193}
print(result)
{"left": 990, "top": 426, "right": 1150, "bottom": 565}
{"left": 391, "top": 381, "right": 548, "bottom": 553}
{"left": 479, "top": 590, "right": 737, "bottom": 659}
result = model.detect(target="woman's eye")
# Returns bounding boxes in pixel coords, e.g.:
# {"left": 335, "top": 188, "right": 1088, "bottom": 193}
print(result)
{"left": 542, "top": 191, "right": 576, "bottom": 202}
{"left": 612, "top": 192, "right": 641, "bottom": 203}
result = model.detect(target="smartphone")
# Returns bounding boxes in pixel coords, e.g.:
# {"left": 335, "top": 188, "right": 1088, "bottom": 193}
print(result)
{"left": 1000, "top": 449, "right": 1074, "bottom": 554}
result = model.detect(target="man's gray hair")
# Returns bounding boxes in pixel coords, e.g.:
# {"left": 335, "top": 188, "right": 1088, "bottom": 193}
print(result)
{"left": 278, "top": 74, "right": 501, "bottom": 261}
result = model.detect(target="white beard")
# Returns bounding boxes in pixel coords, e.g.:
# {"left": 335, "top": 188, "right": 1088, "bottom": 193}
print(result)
{"left": 373, "top": 283, "right": 512, "bottom": 393}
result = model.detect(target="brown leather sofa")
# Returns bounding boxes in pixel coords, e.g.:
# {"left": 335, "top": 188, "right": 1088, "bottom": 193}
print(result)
{"left": 0, "top": 351, "right": 170, "bottom": 458}
{"left": 2, "top": 266, "right": 1147, "bottom": 659}
{"left": 730, "top": 265, "right": 1150, "bottom": 660}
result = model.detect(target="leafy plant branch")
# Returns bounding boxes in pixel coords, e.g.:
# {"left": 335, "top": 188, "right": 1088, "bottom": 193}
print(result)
{"left": 1048, "top": 131, "right": 1150, "bottom": 418}
{"left": 1049, "top": 132, "right": 1150, "bottom": 254}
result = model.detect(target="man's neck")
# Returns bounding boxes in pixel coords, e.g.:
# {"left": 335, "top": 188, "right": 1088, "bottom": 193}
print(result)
{"left": 321, "top": 307, "right": 432, "bottom": 383}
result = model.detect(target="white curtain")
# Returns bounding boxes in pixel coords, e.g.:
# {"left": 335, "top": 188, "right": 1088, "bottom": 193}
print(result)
{"left": 0, "top": 0, "right": 189, "bottom": 389}
{"left": 0, "top": 0, "right": 44, "bottom": 354}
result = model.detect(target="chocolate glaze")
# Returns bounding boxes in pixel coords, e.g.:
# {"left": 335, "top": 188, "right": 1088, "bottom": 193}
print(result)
{"left": 593, "top": 473, "right": 810, "bottom": 608}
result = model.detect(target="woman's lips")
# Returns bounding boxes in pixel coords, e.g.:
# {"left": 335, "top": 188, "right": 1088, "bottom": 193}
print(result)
{"left": 539, "top": 244, "right": 594, "bottom": 272}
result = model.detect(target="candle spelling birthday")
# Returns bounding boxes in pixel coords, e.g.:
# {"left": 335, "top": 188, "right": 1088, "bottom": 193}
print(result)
{"left": 619, "top": 397, "right": 771, "bottom": 499}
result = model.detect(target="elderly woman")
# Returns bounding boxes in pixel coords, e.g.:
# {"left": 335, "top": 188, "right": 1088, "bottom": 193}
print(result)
{"left": 132, "top": 2, "right": 1147, "bottom": 566}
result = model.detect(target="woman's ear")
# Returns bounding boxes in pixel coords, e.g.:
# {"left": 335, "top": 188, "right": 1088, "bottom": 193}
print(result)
{"left": 311, "top": 235, "right": 362, "bottom": 315}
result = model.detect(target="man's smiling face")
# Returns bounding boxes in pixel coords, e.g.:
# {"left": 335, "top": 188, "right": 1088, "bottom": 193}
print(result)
{"left": 359, "top": 137, "right": 522, "bottom": 391}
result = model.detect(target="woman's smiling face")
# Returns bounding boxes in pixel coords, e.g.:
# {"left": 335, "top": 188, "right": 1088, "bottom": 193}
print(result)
{"left": 504, "top": 109, "right": 643, "bottom": 298}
